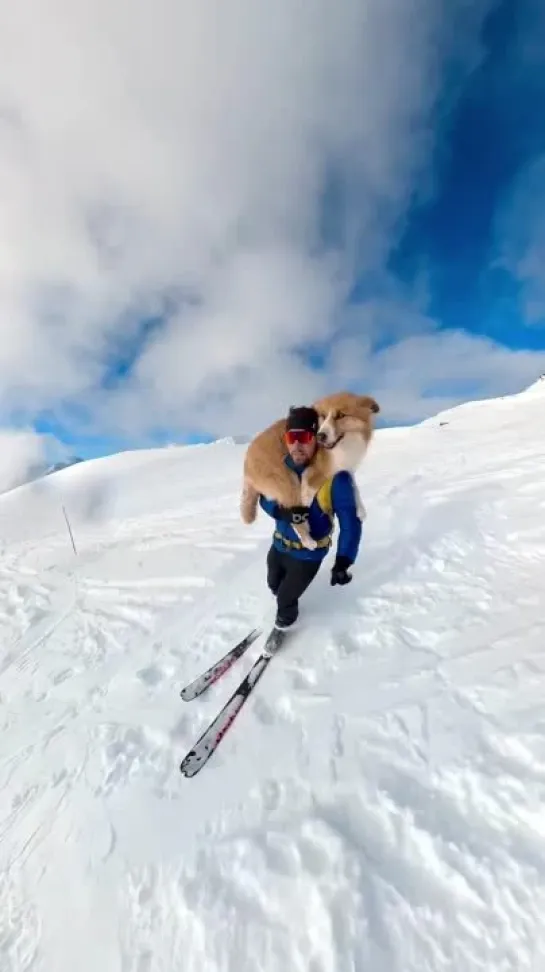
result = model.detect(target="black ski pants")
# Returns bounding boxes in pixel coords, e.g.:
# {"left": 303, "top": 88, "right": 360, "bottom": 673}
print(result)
{"left": 266, "top": 544, "right": 322, "bottom": 627}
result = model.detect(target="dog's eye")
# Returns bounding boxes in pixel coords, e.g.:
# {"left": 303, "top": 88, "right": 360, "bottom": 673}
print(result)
{"left": 336, "top": 411, "right": 345, "bottom": 419}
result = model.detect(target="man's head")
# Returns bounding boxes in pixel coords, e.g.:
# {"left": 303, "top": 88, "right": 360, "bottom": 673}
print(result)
{"left": 284, "top": 405, "right": 319, "bottom": 465}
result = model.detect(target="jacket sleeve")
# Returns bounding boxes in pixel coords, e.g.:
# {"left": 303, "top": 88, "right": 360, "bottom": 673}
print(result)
{"left": 259, "top": 495, "right": 280, "bottom": 520}
{"left": 331, "top": 471, "right": 362, "bottom": 563}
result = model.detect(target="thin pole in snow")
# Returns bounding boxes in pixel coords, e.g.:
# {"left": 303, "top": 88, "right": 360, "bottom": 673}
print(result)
{"left": 62, "top": 504, "right": 78, "bottom": 556}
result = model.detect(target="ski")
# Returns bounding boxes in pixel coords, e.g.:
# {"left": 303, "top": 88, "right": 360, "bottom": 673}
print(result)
{"left": 180, "top": 627, "right": 288, "bottom": 778}
{"left": 180, "top": 627, "right": 261, "bottom": 701}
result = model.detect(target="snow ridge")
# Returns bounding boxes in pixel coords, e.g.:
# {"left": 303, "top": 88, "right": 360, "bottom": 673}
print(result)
{"left": 1, "top": 383, "right": 545, "bottom": 971}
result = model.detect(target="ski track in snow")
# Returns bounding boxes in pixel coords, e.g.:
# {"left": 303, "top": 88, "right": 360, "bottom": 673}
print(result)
{"left": 1, "top": 387, "right": 545, "bottom": 970}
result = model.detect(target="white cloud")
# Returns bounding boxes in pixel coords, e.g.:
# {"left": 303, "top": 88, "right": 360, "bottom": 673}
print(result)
{"left": 0, "top": 429, "right": 47, "bottom": 494}
{"left": 366, "top": 329, "right": 545, "bottom": 423}
{"left": 0, "top": 0, "right": 504, "bottom": 444}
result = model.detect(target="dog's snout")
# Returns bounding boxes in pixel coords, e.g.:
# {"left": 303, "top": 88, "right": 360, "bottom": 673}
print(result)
{"left": 317, "top": 431, "right": 327, "bottom": 444}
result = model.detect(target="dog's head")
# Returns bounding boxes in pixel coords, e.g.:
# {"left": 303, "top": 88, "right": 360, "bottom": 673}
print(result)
{"left": 312, "top": 392, "right": 380, "bottom": 450}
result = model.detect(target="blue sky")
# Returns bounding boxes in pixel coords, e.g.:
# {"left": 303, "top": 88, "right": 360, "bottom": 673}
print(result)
{"left": 389, "top": 0, "right": 545, "bottom": 351}
{"left": 1, "top": 0, "right": 544, "bottom": 479}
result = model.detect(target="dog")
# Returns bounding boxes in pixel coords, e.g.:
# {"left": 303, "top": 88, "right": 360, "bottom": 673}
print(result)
{"left": 240, "top": 391, "right": 380, "bottom": 549}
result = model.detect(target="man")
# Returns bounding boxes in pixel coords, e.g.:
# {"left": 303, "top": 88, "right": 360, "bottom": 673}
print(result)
{"left": 259, "top": 405, "right": 363, "bottom": 631}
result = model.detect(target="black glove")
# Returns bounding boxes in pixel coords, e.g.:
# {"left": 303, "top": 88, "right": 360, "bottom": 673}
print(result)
{"left": 276, "top": 505, "right": 310, "bottom": 524}
{"left": 331, "top": 555, "right": 353, "bottom": 586}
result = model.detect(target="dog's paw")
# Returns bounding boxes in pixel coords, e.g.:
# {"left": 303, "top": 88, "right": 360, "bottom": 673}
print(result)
{"left": 294, "top": 527, "right": 318, "bottom": 551}
{"left": 300, "top": 487, "right": 316, "bottom": 507}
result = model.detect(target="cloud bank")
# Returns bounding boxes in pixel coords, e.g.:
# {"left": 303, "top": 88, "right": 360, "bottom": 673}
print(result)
{"left": 0, "top": 0, "right": 542, "bottom": 451}
{"left": 0, "top": 430, "right": 47, "bottom": 494}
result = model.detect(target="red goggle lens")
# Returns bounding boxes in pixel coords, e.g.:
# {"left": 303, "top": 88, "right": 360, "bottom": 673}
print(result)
{"left": 285, "top": 429, "right": 314, "bottom": 445}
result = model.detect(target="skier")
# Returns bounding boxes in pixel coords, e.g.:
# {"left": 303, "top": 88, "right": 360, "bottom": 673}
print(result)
{"left": 258, "top": 405, "right": 363, "bottom": 631}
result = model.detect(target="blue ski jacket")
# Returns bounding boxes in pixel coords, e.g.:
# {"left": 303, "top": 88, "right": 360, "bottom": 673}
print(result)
{"left": 258, "top": 454, "right": 362, "bottom": 563}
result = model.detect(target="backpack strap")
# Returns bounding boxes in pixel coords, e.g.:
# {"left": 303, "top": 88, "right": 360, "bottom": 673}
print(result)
{"left": 315, "top": 478, "right": 334, "bottom": 518}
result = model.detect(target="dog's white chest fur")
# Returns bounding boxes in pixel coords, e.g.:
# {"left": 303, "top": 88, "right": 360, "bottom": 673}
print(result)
{"left": 329, "top": 433, "right": 368, "bottom": 473}
{"left": 330, "top": 435, "right": 367, "bottom": 520}
{"left": 300, "top": 432, "right": 368, "bottom": 521}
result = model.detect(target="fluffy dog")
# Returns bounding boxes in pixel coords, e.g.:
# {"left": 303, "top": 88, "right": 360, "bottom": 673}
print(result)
{"left": 240, "top": 391, "right": 380, "bottom": 549}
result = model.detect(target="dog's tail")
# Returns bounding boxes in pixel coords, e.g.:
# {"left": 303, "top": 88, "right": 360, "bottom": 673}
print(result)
{"left": 240, "top": 478, "right": 259, "bottom": 524}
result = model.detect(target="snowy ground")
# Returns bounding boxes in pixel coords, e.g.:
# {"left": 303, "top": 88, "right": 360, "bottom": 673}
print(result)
{"left": 1, "top": 381, "right": 545, "bottom": 972}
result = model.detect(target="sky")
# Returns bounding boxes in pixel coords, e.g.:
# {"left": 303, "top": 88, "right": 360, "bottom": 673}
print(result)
{"left": 0, "top": 0, "right": 544, "bottom": 488}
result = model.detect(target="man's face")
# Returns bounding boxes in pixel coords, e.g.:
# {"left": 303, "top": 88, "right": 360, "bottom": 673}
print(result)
{"left": 286, "top": 432, "right": 317, "bottom": 466}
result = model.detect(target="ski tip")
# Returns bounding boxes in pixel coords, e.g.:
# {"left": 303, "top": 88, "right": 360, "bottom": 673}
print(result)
{"left": 180, "top": 748, "right": 211, "bottom": 778}
{"left": 178, "top": 626, "right": 263, "bottom": 701}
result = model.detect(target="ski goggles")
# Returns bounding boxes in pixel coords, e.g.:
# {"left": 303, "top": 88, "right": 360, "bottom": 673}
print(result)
{"left": 285, "top": 428, "right": 315, "bottom": 445}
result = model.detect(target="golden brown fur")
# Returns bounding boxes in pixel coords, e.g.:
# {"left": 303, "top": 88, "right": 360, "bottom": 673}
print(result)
{"left": 240, "top": 392, "right": 380, "bottom": 549}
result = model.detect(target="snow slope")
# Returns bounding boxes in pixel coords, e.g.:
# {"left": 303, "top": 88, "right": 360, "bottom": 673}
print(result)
{"left": 1, "top": 381, "right": 545, "bottom": 972}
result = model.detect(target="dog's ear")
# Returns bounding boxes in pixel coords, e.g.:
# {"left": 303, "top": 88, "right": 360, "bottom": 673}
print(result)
{"left": 359, "top": 395, "right": 380, "bottom": 415}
